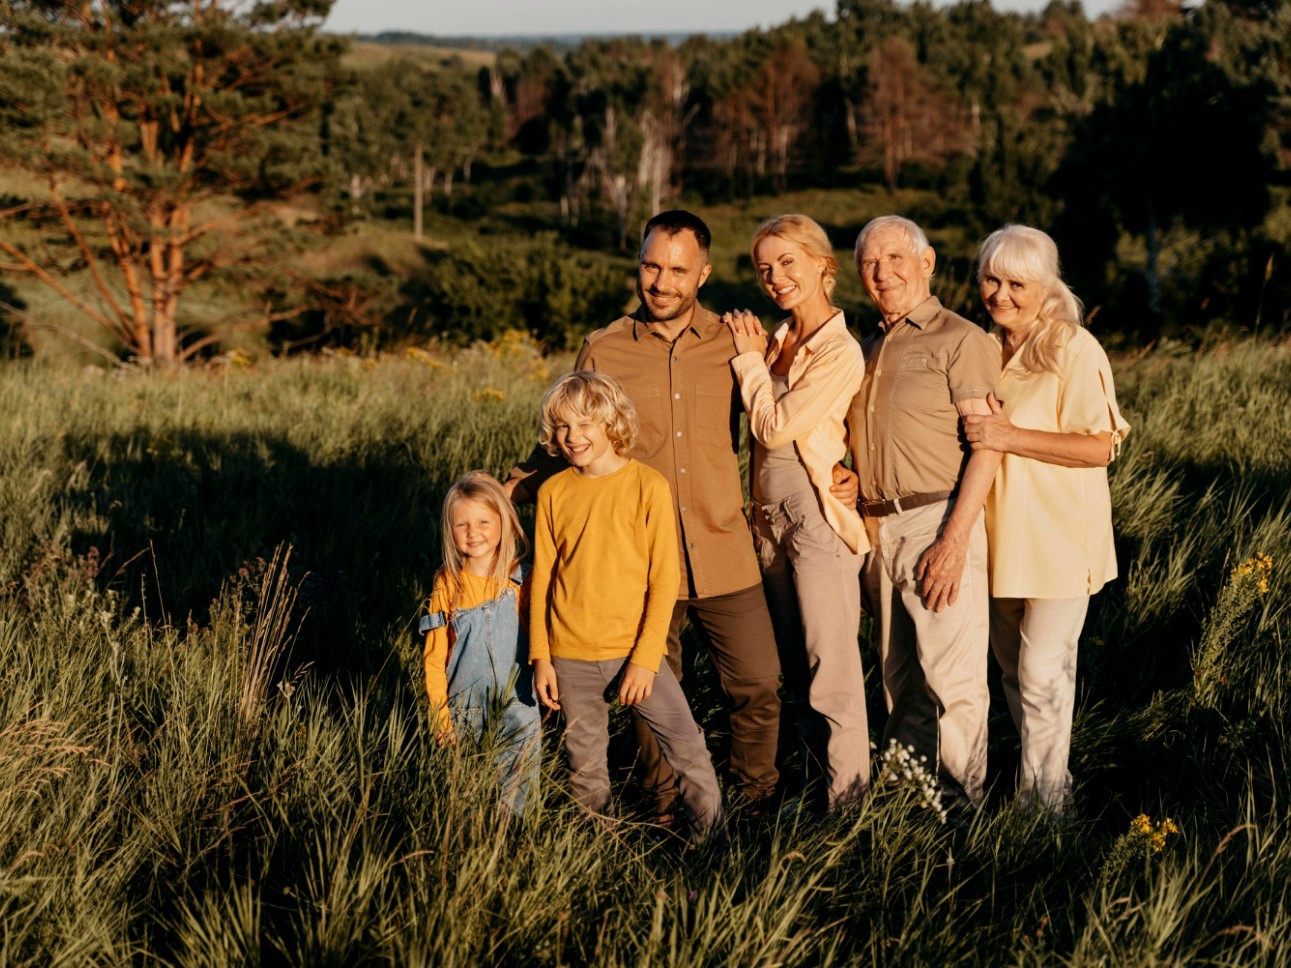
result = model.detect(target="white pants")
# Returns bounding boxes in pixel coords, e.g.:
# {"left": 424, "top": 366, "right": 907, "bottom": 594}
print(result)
{"left": 989, "top": 596, "right": 1090, "bottom": 812}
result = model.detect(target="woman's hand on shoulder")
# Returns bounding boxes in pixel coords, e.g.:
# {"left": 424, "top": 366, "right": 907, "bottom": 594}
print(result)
{"left": 723, "top": 309, "right": 768, "bottom": 357}
{"left": 961, "top": 392, "right": 1017, "bottom": 453}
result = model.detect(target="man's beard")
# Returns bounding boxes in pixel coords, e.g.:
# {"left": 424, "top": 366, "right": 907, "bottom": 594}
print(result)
{"left": 638, "top": 282, "right": 696, "bottom": 323}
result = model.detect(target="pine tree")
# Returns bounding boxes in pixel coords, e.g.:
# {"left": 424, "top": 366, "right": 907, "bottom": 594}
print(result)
{"left": 0, "top": 0, "right": 344, "bottom": 365}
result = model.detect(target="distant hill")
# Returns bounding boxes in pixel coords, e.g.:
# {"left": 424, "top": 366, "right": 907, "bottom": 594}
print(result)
{"left": 344, "top": 30, "right": 734, "bottom": 54}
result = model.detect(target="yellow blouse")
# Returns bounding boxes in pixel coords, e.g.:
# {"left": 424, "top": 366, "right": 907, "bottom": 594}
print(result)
{"left": 985, "top": 326, "right": 1131, "bottom": 598}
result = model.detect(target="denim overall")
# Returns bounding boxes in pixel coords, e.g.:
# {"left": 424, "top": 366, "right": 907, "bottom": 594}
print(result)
{"left": 419, "top": 564, "right": 541, "bottom": 814}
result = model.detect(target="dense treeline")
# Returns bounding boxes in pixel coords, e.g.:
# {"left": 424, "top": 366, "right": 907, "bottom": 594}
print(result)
{"left": 1, "top": 0, "right": 1289, "bottom": 361}
{"left": 326, "top": 0, "right": 1291, "bottom": 345}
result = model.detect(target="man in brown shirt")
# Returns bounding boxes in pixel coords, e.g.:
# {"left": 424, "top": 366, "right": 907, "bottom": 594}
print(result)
{"left": 848, "top": 215, "right": 1002, "bottom": 810}
{"left": 505, "top": 211, "right": 783, "bottom": 815}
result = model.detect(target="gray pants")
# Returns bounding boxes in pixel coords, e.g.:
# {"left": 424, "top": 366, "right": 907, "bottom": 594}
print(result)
{"left": 861, "top": 499, "right": 990, "bottom": 807}
{"left": 752, "top": 489, "right": 869, "bottom": 812}
{"left": 552, "top": 656, "right": 724, "bottom": 841}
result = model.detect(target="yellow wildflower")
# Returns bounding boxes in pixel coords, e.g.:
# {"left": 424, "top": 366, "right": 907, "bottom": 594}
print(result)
{"left": 472, "top": 387, "right": 506, "bottom": 402}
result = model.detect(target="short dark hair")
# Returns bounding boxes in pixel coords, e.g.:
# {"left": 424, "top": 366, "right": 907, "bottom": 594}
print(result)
{"left": 641, "top": 210, "right": 711, "bottom": 256}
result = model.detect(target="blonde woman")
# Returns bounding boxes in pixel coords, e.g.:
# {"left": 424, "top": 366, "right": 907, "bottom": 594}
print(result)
{"left": 724, "top": 214, "right": 870, "bottom": 812}
{"left": 963, "top": 224, "right": 1131, "bottom": 813}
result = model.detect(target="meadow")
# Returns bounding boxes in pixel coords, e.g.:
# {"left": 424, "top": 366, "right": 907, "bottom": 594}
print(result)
{"left": 1, "top": 332, "right": 1289, "bottom": 965}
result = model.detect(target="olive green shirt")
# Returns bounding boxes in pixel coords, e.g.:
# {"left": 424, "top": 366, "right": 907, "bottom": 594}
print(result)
{"left": 506, "top": 305, "right": 762, "bottom": 600}
{"left": 848, "top": 296, "right": 1000, "bottom": 501}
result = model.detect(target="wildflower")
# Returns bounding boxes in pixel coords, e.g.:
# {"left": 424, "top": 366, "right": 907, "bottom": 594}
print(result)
{"left": 1192, "top": 551, "right": 1274, "bottom": 708}
{"left": 1101, "top": 813, "right": 1182, "bottom": 882}
{"left": 877, "top": 738, "right": 947, "bottom": 823}
{"left": 472, "top": 387, "right": 507, "bottom": 402}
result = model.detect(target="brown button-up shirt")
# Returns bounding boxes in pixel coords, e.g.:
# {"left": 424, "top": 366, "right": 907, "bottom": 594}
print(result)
{"left": 848, "top": 296, "right": 1000, "bottom": 501}
{"left": 506, "top": 305, "right": 762, "bottom": 600}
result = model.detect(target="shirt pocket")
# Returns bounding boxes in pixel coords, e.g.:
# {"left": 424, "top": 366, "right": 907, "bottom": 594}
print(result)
{"left": 891, "top": 353, "right": 952, "bottom": 413}
{"left": 694, "top": 386, "right": 738, "bottom": 451}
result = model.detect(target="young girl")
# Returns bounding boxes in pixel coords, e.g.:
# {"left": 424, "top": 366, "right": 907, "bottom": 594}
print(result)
{"left": 421, "top": 471, "right": 541, "bottom": 814}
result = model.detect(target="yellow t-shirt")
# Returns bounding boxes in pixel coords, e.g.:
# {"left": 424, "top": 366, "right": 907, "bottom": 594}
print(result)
{"left": 529, "top": 459, "right": 680, "bottom": 672}
{"left": 423, "top": 568, "right": 528, "bottom": 736}
{"left": 985, "top": 326, "right": 1131, "bottom": 598}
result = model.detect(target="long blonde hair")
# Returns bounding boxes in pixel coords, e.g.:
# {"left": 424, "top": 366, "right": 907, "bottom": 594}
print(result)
{"left": 437, "top": 471, "right": 528, "bottom": 610}
{"left": 977, "top": 224, "right": 1083, "bottom": 376}
{"left": 752, "top": 214, "right": 839, "bottom": 301}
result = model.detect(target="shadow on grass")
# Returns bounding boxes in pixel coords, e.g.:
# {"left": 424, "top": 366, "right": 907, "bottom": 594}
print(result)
{"left": 61, "top": 429, "right": 453, "bottom": 688}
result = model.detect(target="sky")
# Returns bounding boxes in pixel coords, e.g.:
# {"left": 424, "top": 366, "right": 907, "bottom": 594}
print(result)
{"left": 324, "top": 0, "right": 1123, "bottom": 38}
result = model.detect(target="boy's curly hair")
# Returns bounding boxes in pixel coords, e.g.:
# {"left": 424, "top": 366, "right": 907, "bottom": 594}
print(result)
{"left": 539, "top": 371, "right": 639, "bottom": 458}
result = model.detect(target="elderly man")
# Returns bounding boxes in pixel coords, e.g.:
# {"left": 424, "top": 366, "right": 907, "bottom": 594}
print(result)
{"left": 848, "top": 215, "right": 1002, "bottom": 810}
{"left": 505, "top": 210, "right": 784, "bottom": 820}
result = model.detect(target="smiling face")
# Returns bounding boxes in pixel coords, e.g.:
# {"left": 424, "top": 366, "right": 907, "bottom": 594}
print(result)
{"left": 450, "top": 498, "right": 502, "bottom": 575}
{"left": 554, "top": 409, "right": 622, "bottom": 477}
{"left": 637, "top": 228, "right": 712, "bottom": 329}
{"left": 754, "top": 234, "right": 829, "bottom": 315}
{"left": 856, "top": 225, "right": 935, "bottom": 323}
{"left": 979, "top": 270, "right": 1042, "bottom": 335}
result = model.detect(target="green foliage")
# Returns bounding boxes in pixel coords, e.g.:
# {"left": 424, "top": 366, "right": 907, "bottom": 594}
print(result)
{"left": 0, "top": 337, "right": 1289, "bottom": 960}
{"left": 397, "top": 234, "right": 631, "bottom": 349}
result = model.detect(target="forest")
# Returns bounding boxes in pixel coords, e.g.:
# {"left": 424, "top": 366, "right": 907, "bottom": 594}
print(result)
{"left": 1, "top": 0, "right": 1289, "bottom": 363}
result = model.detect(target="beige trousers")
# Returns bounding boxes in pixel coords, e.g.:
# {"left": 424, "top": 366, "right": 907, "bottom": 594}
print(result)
{"left": 861, "top": 499, "right": 990, "bottom": 807}
{"left": 752, "top": 489, "right": 869, "bottom": 812}
{"left": 989, "top": 595, "right": 1090, "bottom": 812}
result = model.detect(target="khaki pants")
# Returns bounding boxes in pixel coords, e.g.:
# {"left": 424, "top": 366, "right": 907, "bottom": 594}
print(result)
{"left": 553, "top": 656, "right": 725, "bottom": 841}
{"left": 861, "top": 499, "right": 990, "bottom": 807}
{"left": 753, "top": 489, "right": 869, "bottom": 812}
{"left": 633, "top": 583, "right": 782, "bottom": 811}
{"left": 989, "top": 595, "right": 1089, "bottom": 812}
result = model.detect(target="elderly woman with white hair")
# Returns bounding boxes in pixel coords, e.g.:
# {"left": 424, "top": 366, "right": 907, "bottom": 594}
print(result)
{"left": 962, "top": 224, "right": 1130, "bottom": 813}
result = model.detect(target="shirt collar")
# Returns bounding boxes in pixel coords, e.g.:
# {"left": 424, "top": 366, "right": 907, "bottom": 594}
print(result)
{"left": 631, "top": 304, "right": 716, "bottom": 342}
{"left": 878, "top": 295, "right": 942, "bottom": 333}
{"left": 770, "top": 309, "right": 847, "bottom": 357}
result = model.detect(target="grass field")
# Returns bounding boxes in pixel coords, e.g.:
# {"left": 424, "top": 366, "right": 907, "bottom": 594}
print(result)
{"left": 0, "top": 333, "right": 1288, "bottom": 964}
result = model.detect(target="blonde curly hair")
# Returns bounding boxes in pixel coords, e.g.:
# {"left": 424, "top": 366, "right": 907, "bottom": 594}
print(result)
{"left": 539, "top": 371, "right": 639, "bottom": 458}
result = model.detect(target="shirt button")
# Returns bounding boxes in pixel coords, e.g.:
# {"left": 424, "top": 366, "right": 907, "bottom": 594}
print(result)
{"left": 681, "top": 506, "right": 689, "bottom": 513}
{"left": 869, "top": 405, "right": 876, "bottom": 412}
{"left": 679, "top": 467, "right": 686, "bottom": 475}
{"left": 675, "top": 430, "right": 683, "bottom": 437}
{"left": 674, "top": 392, "right": 681, "bottom": 399}
{"left": 672, "top": 356, "right": 679, "bottom": 362}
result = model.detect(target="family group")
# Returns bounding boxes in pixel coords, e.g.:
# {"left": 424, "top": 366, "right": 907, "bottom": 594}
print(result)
{"left": 419, "top": 209, "right": 1130, "bottom": 842}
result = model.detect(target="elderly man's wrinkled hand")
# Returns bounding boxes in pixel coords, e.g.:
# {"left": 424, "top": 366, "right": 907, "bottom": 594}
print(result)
{"left": 962, "top": 392, "right": 1015, "bottom": 453}
{"left": 914, "top": 534, "right": 967, "bottom": 611}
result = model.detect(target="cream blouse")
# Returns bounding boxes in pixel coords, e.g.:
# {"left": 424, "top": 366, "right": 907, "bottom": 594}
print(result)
{"left": 732, "top": 311, "right": 867, "bottom": 555}
{"left": 986, "top": 326, "right": 1131, "bottom": 599}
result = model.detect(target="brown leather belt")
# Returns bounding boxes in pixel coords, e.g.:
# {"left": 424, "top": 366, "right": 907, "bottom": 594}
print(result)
{"left": 859, "top": 490, "right": 955, "bottom": 518}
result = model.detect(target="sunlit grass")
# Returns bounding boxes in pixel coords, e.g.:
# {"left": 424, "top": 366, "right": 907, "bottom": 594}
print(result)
{"left": 0, "top": 335, "right": 1288, "bottom": 962}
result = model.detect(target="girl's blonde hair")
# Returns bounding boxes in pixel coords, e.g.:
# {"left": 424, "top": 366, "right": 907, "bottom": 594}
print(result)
{"left": 977, "top": 224, "right": 1084, "bottom": 376}
{"left": 538, "top": 371, "right": 639, "bottom": 458}
{"left": 437, "top": 471, "right": 528, "bottom": 609}
{"left": 752, "top": 214, "right": 839, "bottom": 301}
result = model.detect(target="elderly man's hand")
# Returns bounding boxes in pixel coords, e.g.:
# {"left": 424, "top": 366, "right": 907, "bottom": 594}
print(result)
{"left": 829, "top": 463, "right": 859, "bottom": 507}
{"left": 913, "top": 532, "right": 968, "bottom": 611}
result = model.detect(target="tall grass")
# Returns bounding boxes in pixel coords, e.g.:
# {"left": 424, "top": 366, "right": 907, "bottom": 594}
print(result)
{"left": 1, "top": 335, "right": 1288, "bottom": 963}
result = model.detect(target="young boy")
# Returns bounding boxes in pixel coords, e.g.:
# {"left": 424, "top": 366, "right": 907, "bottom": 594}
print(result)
{"left": 529, "top": 371, "right": 725, "bottom": 842}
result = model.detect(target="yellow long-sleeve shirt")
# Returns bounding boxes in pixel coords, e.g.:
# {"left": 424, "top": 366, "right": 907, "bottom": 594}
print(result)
{"left": 423, "top": 568, "right": 529, "bottom": 736}
{"left": 529, "top": 460, "right": 679, "bottom": 672}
